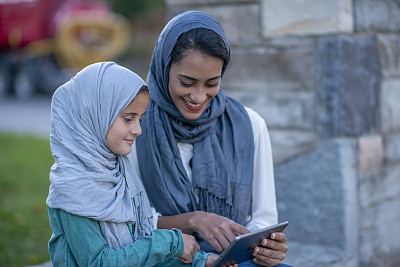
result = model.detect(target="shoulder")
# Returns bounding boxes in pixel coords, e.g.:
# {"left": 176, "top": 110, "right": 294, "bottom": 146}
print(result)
{"left": 244, "top": 106, "right": 268, "bottom": 138}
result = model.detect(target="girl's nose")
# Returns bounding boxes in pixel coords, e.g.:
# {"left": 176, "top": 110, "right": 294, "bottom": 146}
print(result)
{"left": 130, "top": 122, "right": 142, "bottom": 136}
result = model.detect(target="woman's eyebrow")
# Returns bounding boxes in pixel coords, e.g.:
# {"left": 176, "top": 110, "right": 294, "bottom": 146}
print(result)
{"left": 179, "top": 74, "right": 221, "bottom": 81}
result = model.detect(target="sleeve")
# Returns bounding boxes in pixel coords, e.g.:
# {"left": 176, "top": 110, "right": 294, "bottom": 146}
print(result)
{"left": 244, "top": 107, "right": 278, "bottom": 232}
{"left": 50, "top": 208, "right": 207, "bottom": 267}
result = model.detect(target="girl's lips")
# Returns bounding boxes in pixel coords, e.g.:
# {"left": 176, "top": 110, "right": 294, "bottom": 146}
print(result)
{"left": 125, "top": 139, "right": 134, "bottom": 144}
{"left": 182, "top": 98, "right": 205, "bottom": 111}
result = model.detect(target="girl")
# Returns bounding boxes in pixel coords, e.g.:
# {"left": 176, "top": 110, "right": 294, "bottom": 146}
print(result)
{"left": 46, "top": 62, "right": 222, "bottom": 266}
{"left": 133, "top": 11, "right": 291, "bottom": 267}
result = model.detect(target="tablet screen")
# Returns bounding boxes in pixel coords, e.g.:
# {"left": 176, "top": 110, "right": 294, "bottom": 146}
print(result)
{"left": 211, "top": 221, "right": 288, "bottom": 267}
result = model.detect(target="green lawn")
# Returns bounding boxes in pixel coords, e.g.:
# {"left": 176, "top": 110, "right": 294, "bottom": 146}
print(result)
{"left": 0, "top": 133, "right": 54, "bottom": 267}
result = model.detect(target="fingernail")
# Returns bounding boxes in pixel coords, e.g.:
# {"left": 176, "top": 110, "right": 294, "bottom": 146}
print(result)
{"left": 262, "top": 240, "right": 267, "bottom": 246}
{"left": 254, "top": 247, "right": 259, "bottom": 254}
{"left": 271, "top": 233, "right": 276, "bottom": 239}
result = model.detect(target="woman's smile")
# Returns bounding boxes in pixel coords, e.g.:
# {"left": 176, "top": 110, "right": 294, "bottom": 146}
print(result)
{"left": 182, "top": 98, "right": 205, "bottom": 111}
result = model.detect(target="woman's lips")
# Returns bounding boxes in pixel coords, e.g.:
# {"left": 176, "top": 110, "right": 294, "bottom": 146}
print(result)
{"left": 182, "top": 98, "right": 205, "bottom": 111}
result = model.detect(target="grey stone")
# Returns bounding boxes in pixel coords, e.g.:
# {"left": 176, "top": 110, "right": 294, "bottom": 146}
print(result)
{"left": 223, "top": 46, "right": 315, "bottom": 91}
{"left": 359, "top": 164, "right": 400, "bottom": 209}
{"left": 226, "top": 90, "right": 314, "bottom": 130}
{"left": 261, "top": 0, "right": 353, "bottom": 37}
{"left": 377, "top": 34, "right": 400, "bottom": 77}
{"left": 360, "top": 198, "right": 400, "bottom": 266}
{"left": 380, "top": 78, "right": 400, "bottom": 133}
{"left": 390, "top": 1, "right": 400, "bottom": 31}
{"left": 166, "top": 4, "right": 262, "bottom": 46}
{"left": 355, "top": 0, "right": 391, "bottom": 32}
{"left": 315, "top": 35, "right": 381, "bottom": 137}
{"left": 269, "top": 129, "right": 317, "bottom": 165}
{"left": 275, "top": 139, "right": 357, "bottom": 248}
{"left": 385, "top": 132, "right": 400, "bottom": 163}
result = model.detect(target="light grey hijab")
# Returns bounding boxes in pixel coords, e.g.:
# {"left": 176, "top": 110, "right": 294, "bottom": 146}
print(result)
{"left": 46, "top": 62, "right": 154, "bottom": 249}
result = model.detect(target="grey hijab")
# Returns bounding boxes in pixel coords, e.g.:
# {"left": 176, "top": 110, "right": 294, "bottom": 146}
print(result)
{"left": 46, "top": 62, "right": 154, "bottom": 249}
{"left": 136, "top": 11, "right": 255, "bottom": 226}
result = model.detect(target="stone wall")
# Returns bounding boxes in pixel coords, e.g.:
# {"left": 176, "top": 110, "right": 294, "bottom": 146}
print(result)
{"left": 166, "top": 0, "right": 400, "bottom": 266}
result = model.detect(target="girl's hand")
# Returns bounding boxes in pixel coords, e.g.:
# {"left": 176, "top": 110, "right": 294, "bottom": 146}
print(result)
{"left": 179, "top": 233, "right": 200, "bottom": 263}
{"left": 205, "top": 254, "right": 238, "bottom": 267}
{"left": 190, "top": 211, "right": 250, "bottom": 253}
{"left": 252, "top": 232, "right": 288, "bottom": 266}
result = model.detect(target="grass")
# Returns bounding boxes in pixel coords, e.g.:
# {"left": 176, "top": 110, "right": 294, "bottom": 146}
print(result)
{"left": 0, "top": 133, "right": 54, "bottom": 267}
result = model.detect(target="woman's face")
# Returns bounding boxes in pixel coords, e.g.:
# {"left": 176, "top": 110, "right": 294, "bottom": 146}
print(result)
{"left": 168, "top": 50, "right": 224, "bottom": 120}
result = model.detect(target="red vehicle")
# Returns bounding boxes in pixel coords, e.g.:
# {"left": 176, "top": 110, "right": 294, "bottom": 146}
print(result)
{"left": 0, "top": 0, "right": 130, "bottom": 99}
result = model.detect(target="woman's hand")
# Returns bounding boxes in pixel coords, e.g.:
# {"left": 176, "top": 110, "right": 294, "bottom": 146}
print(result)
{"left": 205, "top": 254, "right": 238, "bottom": 267}
{"left": 179, "top": 233, "right": 200, "bottom": 263}
{"left": 252, "top": 232, "right": 288, "bottom": 266}
{"left": 190, "top": 211, "right": 250, "bottom": 253}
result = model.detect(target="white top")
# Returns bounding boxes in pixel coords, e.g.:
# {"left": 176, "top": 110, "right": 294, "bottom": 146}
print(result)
{"left": 131, "top": 107, "right": 278, "bottom": 232}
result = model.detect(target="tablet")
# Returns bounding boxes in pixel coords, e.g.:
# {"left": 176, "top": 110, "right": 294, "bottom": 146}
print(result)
{"left": 211, "top": 221, "right": 289, "bottom": 267}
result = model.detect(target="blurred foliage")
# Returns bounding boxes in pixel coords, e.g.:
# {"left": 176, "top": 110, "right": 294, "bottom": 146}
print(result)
{"left": 0, "top": 134, "right": 53, "bottom": 266}
{"left": 106, "top": 0, "right": 166, "bottom": 19}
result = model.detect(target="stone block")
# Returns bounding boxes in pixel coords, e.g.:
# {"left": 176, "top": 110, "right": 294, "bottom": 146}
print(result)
{"left": 275, "top": 139, "right": 357, "bottom": 250}
{"left": 385, "top": 132, "right": 400, "bottom": 163}
{"left": 381, "top": 78, "right": 400, "bottom": 133}
{"left": 377, "top": 34, "right": 400, "bottom": 77}
{"left": 359, "top": 0, "right": 400, "bottom": 32}
{"left": 316, "top": 35, "right": 381, "bottom": 137}
{"left": 226, "top": 90, "right": 314, "bottom": 130}
{"left": 261, "top": 0, "right": 353, "bottom": 37}
{"left": 268, "top": 129, "right": 317, "bottom": 165}
{"left": 166, "top": 4, "right": 262, "bottom": 46}
{"left": 359, "top": 164, "right": 400, "bottom": 209}
{"left": 390, "top": 0, "right": 400, "bottom": 32}
{"left": 360, "top": 197, "right": 400, "bottom": 266}
{"left": 357, "top": 135, "right": 383, "bottom": 173}
{"left": 223, "top": 46, "right": 314, "bottom": 91}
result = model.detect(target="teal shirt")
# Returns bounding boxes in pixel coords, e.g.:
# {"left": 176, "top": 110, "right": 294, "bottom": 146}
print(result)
{"left": 48, "top": 208, "right": 208, "bottom": 266}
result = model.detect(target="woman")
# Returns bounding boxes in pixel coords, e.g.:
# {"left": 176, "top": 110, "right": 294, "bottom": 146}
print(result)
{"left": 132, "top": 11, "right": 290, "bottom": 267}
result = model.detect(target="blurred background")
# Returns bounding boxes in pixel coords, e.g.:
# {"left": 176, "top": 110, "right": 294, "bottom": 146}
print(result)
{"left": 1, "top": 0, "right": 400, "bottom": 267}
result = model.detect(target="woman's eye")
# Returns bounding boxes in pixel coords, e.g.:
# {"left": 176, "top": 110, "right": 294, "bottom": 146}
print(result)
{"left": 124, "top": 118, "right": 132, "bottom": 122}
{"left": 206, "top": 83, "right": 219, "bottom": 88}
{"left": 179, "top": 79, "right": 193, "bottom": 87}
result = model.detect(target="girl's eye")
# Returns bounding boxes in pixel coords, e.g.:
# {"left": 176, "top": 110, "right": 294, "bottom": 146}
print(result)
{"left": 124, "top": 118, "right": 132, "bottom": 122}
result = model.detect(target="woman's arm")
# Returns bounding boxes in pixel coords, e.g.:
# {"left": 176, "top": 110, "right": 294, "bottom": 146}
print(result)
{"left": 158, "top": 211, "right": 249, "bottom": 253}
{"left": 244, "top": 107, "right": 278, "bottom": 231}
{"left": 49, "top": 208, "right": 205, "bottom": 267}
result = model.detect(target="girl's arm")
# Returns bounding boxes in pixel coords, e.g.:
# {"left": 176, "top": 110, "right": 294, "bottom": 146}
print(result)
{"left": 48, "top": 208, "right": 208, "bottom": 267}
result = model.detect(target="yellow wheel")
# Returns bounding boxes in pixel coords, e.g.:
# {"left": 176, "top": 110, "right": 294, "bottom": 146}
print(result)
{"left": 55, "top": 13, "right": 131, "bottom": 70}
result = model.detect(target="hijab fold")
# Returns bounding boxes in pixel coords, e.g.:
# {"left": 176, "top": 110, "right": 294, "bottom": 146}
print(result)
{"left": 47, "top": 62, "right": 154, "bottom": 249}
{"left": 137, "top": 11, "right": 255, "bottom": 226}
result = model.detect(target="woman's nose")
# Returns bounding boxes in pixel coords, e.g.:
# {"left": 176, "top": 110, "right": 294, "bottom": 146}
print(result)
{"left": 190, "top": 87, "right": 207, "bottom": 103}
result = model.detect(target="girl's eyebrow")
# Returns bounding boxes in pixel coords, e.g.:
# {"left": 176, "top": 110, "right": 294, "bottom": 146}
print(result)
{"left": 179, "top": 74, "right": 221, "bottom": 82}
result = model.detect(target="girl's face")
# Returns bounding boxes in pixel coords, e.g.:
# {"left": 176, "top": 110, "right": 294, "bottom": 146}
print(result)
{"left": 168, "top": 50, "right": 224, "bottom": 120}
{"left": 106, "top": 92, "right": 150, "bottom": 155}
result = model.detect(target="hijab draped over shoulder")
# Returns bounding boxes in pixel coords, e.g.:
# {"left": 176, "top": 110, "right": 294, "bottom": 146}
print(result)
{"left": 46, "top": 62, "right": 154, "bottom": 249}
{"left": 136, "top": 11, "right": 255, "bottom": 226}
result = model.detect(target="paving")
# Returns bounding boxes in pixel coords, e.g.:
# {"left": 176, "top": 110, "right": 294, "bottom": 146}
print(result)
{"left": 0, "top": 95, "right": 52, "bottom": 138}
